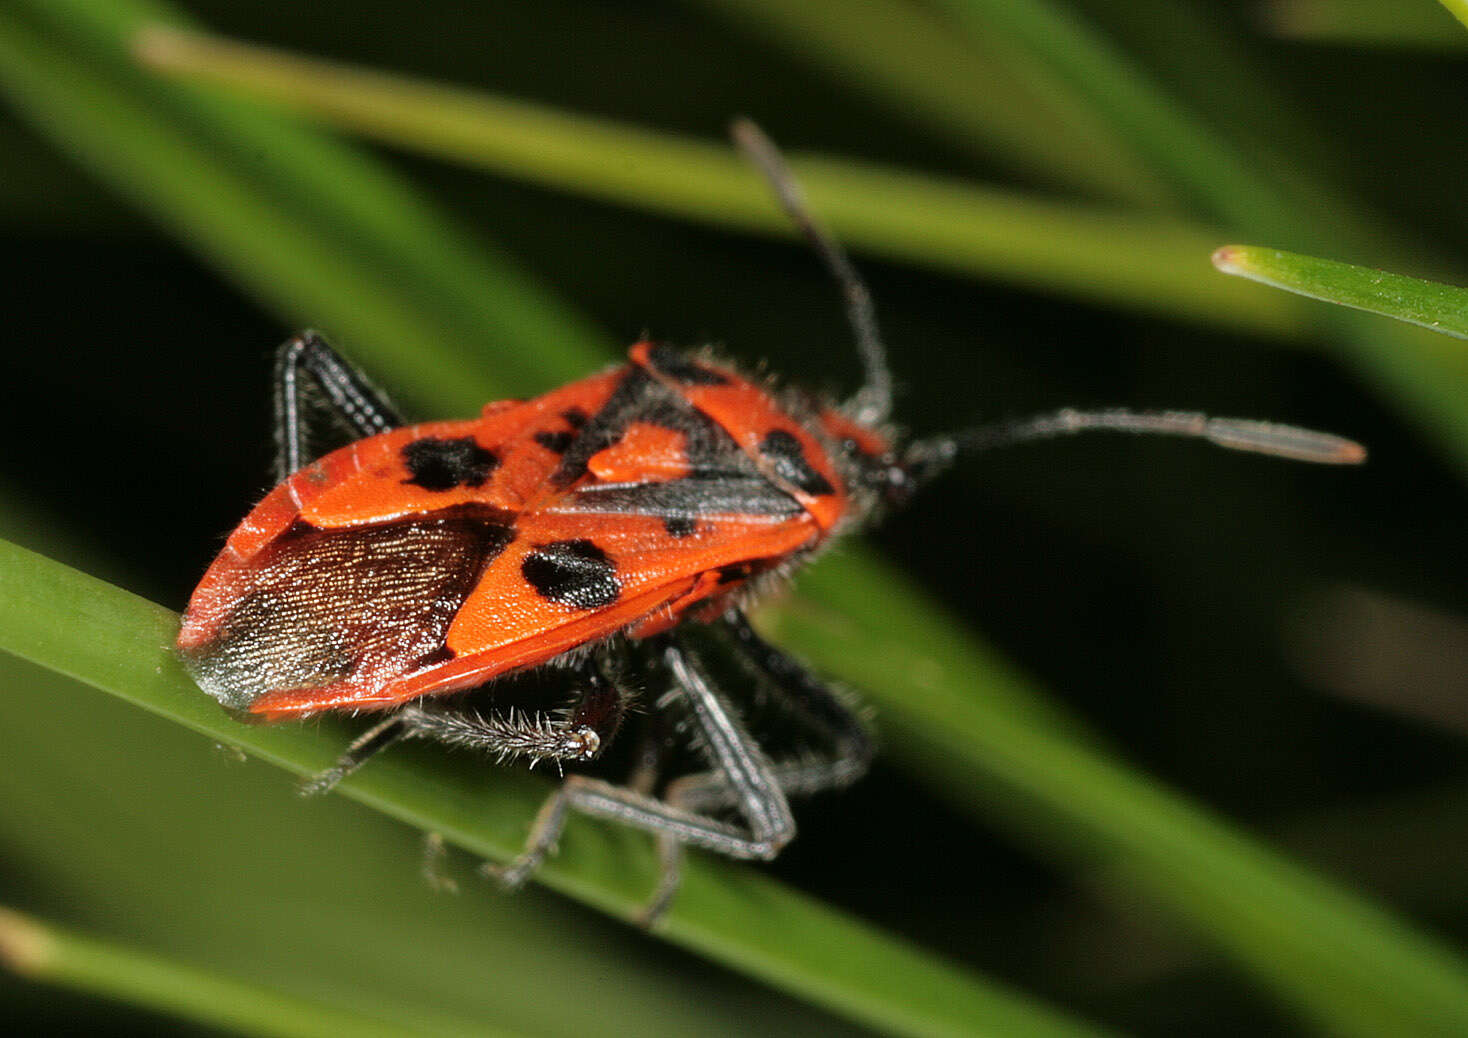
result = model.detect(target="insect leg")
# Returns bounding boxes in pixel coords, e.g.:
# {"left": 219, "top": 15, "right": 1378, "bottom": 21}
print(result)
{"left": 397, "top": 664, "right": 626, "bottom": 767}
{"left": 298, "top": 713, "right": 411, "bottom": 796}
{"left": 487, "top": 640, "right": 796, "bottom": 926}
{"left": 635, "top": 615, "right": 874, "bottom": 923}
{"left": 274, "top": 331, "right": 404, "bottom": 478}
{"left": 663, "top": 639, "right": 796, "bottom": 848}
{"left": 420, "top": 831, "right": 459, "bottom": 894}
{"left": 645, "top": 611, "right": 873, "bottom": 829}
{"left": 624, "top": 721, "right": 664, "bottom": 797}
{"left": 724, "top": 610, "right": 873, "bottom": 792}
{"left": 301, "top": 664, "right": 624, "bottom": 798}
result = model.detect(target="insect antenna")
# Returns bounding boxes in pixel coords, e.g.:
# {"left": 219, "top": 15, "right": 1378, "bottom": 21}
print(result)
{"left": 906, "top": 407, "right": 1366, "bottom": 485}
{"left": 732, "top": 118, "right": 893, "bottom": 427}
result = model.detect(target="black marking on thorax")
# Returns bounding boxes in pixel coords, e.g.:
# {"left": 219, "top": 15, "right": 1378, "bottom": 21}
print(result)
{"left": 567, "top": 391, "right": 805, "bottom": 521}
{"left": 646, "top": 343, "right": 730, "bottom": 385}
{"left": 533, "top": 407, "right": 592, "bottom": 455}
{"left": 548, "top": 370, "right": 656, "bottom": 488}
{"left": 522, "top": 539, "right": 621, "bottom": 609}
{"left": 547, "top": 363, "right": 823, "bottom": 527}
{"left": 402, "top": 436, "right": 499, "bottom": 491}
{"left": 759, "top": 430, "right": 834, "bottom": 496}
{"left": 534, "top": 430, "right": 575, "bottom": 454}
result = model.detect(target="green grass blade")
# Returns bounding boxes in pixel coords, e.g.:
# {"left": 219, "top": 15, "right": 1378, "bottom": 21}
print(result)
{"left": 1440, "top": 0, "right": 1468, "bottom": 33}
{"left": 771, "top": 553, "right": 1468, "bottom": 1038}
{"left": 128, "top": 21, "right": 1468, "bottom": 477}
{"left": 0, "top": 1, "right": 610, "bottom": 416}
{"left": 131, "top": 26, "right": 1311, "bottom": 338}
{"left": 927, "top": 0, "right": 1355, "bottom": 244}
{"left": 0, "top": 908, "right": 474, "bottom": 1038}
{"left": 927, "top": 0, "right": 1468, "bottom": 482}
{"left": 1266, "top": 0, "right": 1467, "bottom": 49}
{"left": 1214, "top": 246, "right": 1468, "bottom": 338}
{"left": 675, "top": 0, "right": 1173, "bottom": 207}
{"left": 0, "top": 538, "right": 1105, "bottom": 1038}
{"left": 0, "top": 648, "right": 849, "bottom": 1038}
{"left": 13, "top": 512, "right": 1468, "bottom": 1037}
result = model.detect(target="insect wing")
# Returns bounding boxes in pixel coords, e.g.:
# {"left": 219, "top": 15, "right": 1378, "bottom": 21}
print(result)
{"left": 433, "top": 507, "right": 819, "bottom": 689}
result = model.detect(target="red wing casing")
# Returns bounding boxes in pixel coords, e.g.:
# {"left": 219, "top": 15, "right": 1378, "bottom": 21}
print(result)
{"left": 178, "top": 345, "right": 851, "bottom": 718}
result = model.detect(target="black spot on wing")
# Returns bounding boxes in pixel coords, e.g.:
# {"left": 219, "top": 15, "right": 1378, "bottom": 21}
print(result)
{"left": 646, "top": 343, "right": 730, "bottom": 385}
{"left": 759, "top": 430, "right": 834, "bottom": 496}
{"left": 277, "top": 517, "right": 321, "bottom": 542}
{"left": 561, "top": 408, "right": 588, "bottom": 428}
{"left": 663, "top": 515, "right": 698, "bottom": 538}
{"left": 522, "top": 539, "right": 621, "bottom": 609}
{"left": 402, "top": 436, "right": 498, "bottom": 491}
{"left": 534, "top": 429, "right": 575, "bottom": 454}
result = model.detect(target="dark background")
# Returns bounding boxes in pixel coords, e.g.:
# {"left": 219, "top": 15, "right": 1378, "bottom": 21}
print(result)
{"left": 3, "top": 2, "right": 1468, "bottom": 1034}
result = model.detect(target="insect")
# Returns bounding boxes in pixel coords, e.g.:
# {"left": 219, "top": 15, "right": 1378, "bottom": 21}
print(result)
{"left": 177, "top": 120, "right": 1364, "bottom": 924}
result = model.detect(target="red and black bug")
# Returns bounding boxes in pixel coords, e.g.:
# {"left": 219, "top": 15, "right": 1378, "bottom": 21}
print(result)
{"left": 178, "top": 120, "right": 1363, "bottom": 923}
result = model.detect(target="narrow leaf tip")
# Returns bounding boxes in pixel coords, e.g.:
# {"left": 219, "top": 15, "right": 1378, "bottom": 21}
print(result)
{"left": 1211, "top": 245, "right": 1246, "bottom": 274}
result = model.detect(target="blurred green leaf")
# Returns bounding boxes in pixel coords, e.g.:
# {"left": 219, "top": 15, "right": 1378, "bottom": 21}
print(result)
{"left": 771, "top": 554, "right": 1468, "bottom": 1038}
{"left": 0, "top": 907, "right": 479, "bottom": 1038}
{"left": 1440, "top": 0, "right": 1468, "bottom": 34}
{"left": 923, "top": 0, "right": 1468, "bottom": 488}
{"left": 676, "top": 0, "right": 1175, "bottom": 207}
{"left": 1214, "top": 245, "right": 1468, "bottom": 339}
{"left": 0, "top": 538, "right": 1105, "bottom": 1038}
{"left": 130, "top": 26, "right": 1312, "bottom": 339}
{"left": 928, "top": 0, "right": 1390, "bottom": 253}
{"left": 125, "top": 22, "right": 1468, "bottom": 481}
{"left": 0, "top": 0, "right": 610, "bottom": 419}
{"left": 0, "top": 647, "right": 864, "bottom": 1038}
{"left": 1265, "top": 0, "right": 1467, "bottom": 49}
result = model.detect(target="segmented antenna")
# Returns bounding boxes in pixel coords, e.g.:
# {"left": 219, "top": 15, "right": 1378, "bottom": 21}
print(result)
{"left": 731, "top": 118, "right": 893, "bottom": 427}
{"left": 727, "top": 121, "right": 1366, "bottom": 471}
{"left": 927, "top": 408, "right": 1367, "bottom": 465}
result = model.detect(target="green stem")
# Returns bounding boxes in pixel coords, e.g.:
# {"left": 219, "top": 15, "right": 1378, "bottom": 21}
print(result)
{"left": 674, "top": 0, "right": 1175, "bottom": 207}
{"left": 927, "top": 0, "right": 1468, "bottom": 482}
{"left": 130, "top": 25, "right": 1310, "bottom": 338}
{"left": 1439, "top": 0, "right": 1468, "bottom": 33}
{"left": 0, "top": 907, "right": 468, "bottom": 1038}
{"left": 0, "top": 539, "right": 1105, "bottom": 1038}
{"left": 775, "top": 555, "right": 1468, "bottom": 1038}
{"left": 1268, "top": 0, "right": 1467, "bottom": 49}
{"left": 0, "top": 1, "right": 610, "bottom": 418}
